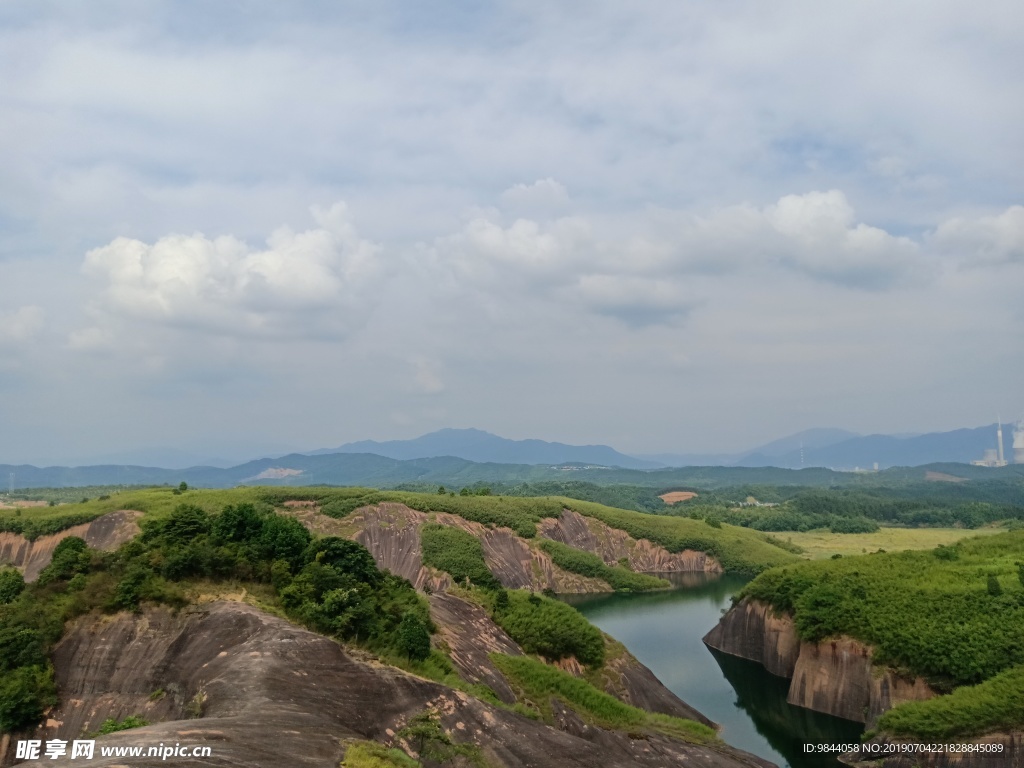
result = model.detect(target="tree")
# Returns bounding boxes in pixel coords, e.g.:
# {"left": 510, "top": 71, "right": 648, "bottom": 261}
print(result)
{"left": 305, "top": 537, "right": 381, "bottom": 585}
{"left": 0, "top": 666, "right": 57, "bottom": 732}
{"left": 987, "top": 574, "right": 1003, "bottom": 597}
{"left": 0, "top": 567, "right": 25, "bottom": 604}
{"left": 179, "top": 481, "right": 188, "bottom": 492}
{"left": 212, "top": 503, "right": 264, "bottom": 544}
{"left": 395, "top": 611, "right": 431, "bottom": 661}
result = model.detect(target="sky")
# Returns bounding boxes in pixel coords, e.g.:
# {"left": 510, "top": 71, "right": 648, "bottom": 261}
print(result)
{"left": 1, "top": 1, "right": 1022, "bottom": 465}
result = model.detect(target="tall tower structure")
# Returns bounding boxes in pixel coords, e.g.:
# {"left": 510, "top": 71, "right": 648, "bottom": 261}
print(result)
{"left": 1015, "top": 419, "right": 1024, "bottom": 465}
{"left": 997, "top": 419, "right": 1006, "bottom": 466}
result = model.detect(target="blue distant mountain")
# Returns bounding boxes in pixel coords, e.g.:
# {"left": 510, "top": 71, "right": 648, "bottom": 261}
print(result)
{"left": 307, "top": 428, "right": 659, "bottom": 468}
{"left": 735, "top": 423, "right": 1012, "bottom": 469}
{"left": 309, "top": 428, "right": 661, "bottom": 469}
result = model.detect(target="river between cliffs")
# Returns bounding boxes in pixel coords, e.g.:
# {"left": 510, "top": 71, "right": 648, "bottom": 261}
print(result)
{"left": 562, "top": 573, "right": 864, "bottom": 768}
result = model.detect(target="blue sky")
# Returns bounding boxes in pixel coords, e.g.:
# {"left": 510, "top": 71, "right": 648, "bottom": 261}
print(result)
{"left": 1, "top": 1, "right": 1022, "bottom": 465}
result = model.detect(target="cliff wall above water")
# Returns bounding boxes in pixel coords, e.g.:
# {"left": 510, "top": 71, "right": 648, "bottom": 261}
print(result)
{"left": 703, "top": 598, "right": 935, "bottom": 725}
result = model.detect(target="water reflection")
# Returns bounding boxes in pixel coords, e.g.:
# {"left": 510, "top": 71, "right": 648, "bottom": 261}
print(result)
{"left": 710, "top": 649, "right": 863, "bottom": 768}
{"left": 563, "top": 573, "right": 864, "bottom": 768}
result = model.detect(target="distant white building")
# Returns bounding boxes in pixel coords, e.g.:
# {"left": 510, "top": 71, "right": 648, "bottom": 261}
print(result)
{"left": 971, "top": 421, "right": 1009, "bottom": 467}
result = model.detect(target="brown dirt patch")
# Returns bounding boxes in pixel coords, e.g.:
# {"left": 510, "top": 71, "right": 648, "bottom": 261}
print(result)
{"left": 925, "top": 471, "right": 968, "bottom": 483}
{"left": 658, "top": 491, "right": 697, "bottom": 504}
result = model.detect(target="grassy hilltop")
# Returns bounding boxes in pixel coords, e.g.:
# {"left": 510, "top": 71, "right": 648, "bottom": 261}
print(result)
{"left": 1, "top": 485, "right": 799, "bottom": 574}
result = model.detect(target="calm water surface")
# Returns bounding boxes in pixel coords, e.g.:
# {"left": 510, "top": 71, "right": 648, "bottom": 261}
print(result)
{"left": 562, "top": 573, "right": 863, "bottom": 768}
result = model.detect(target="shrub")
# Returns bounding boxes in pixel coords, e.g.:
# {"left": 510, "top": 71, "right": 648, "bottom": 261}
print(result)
{"left": 0, "top": 567, "right": 25, "bottom": 604}
{"left": 37, "top": 537, "right": 91, "bottom": 585}
{"left": 0, "top": 665, "right": 57, "bottom": 732}
{"left": 420, "top": 524, "right": 501, "bottom": 591}
{"left": 95, "top": 715, "right": 148, "bottom": 735}
{"left": 537, "top": 540, "right": 668, "bottom": 592}
{"left": 491, "top": 590, "right": 604, "bottom": 667}
{"left": 395, "top": 612, "right": 432, "bottom": 662}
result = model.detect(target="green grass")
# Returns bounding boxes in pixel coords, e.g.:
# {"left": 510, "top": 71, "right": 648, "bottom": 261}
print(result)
{"left": 342, "top": 740, "right": 421, "bottom": 768}
{"left": 491, "top": 653, "right": 716, "bottom": 743}
{"left": 536, "top": 540, "right": 669, "bottom": 591}
{"left": 877, "top": 664, "right": 1024, "bottom": 740}
{"left": 782, "top": 526, "right": 1004, "bottom": 560}
{"left": 1, "top": 486, "right": 803, "bottom": 579}
{"left": 420, "top": 524, "right": 501, "bottom": 590}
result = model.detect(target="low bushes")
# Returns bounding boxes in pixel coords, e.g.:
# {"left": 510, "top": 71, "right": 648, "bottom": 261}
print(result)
{"left": 490, "top": 589, "right": 605, "bottom": 667}
{"left": 492, "top": 654, "right": 715, "bottom": 743}
{"left": 537, "top": 540, "right": 669, "bottom": 591}
{"left": 420, "top": 524, "right": 501, "bottom": 590}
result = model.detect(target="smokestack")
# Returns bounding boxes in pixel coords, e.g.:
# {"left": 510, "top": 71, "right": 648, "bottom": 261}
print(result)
{"left": 997, "top": 419, "right": 1005, "bottom": 465}
{"left": 1015, "top": 419, "right": 1024, "bottom": 465}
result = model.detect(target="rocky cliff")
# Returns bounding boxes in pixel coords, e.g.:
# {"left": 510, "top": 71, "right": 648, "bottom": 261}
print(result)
{"left": 539, "top": 509, "right": 723, "bottom": 573}
{"left": 2, "top": 601, "right": 773, "bottom": 768}
{"left": 702, "top": 598, "right": 801, "bottom": 679}
{"left": 282, "top": 502, "right": 723, "bottom": 597}
{"left": 703, "top": 599, "right": 936, "bottom": 724}
{"left": 0, "top": 510, "right": 141, "bottom": 581}
{"left": 705, "top": 600, "right": 1022, "bottom": 767}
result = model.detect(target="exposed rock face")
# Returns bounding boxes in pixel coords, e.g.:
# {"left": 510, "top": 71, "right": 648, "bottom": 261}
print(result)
{"left": 702, "top": 598, "right": 801, "bottom": 679}
{"left": 0, "top": 510, "right": 142, "bottom": 581}
{"left": 3, "top": 601, "right": 775, "bottom": 768}
{"left": 539, "top": 509, "right": 723, "bottom": 573}
{"left": 789, "top": 638, "right": 934, "bottom": 724}
{"left": 283, "top": 502, "right": 609, "bottom": 593}
{"left": 428, "top": 592, "right": 522, "bottom": 704}
{"left": 600, "top": 652, "right": 715, "bottom": 727}
{"left": 704, "top": 600, "right": 936, "bottom": 725}
{"left": 353, "top": 504, "right": 451, "bottom": 591}
{"left": 433, "top": 512, "right": 610, "bottom": 593}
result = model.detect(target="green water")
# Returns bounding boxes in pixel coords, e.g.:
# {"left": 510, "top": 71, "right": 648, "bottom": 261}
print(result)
{"left": 562, "top": 573, "right": 864, "bottom": 768}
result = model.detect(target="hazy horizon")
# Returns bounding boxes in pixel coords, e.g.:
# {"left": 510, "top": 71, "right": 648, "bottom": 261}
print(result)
{"left": 1, "top": 3, "right": 1021, "bottom": 465}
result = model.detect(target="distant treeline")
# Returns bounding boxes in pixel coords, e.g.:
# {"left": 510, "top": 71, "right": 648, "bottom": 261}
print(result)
{"left": 396, "top": 479, "right": 1024, "bottom": 534}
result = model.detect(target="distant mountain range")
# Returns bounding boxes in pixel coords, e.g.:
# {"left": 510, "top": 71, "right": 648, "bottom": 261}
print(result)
{"left": 734, "top": 423, "right": 1014, "bottom": 470}
{"left": 2, "top": 423, "right": 1019, "bottom": 491}
{"left": 308, "top": 428, "right": 660, "bottom": 470}
{"left": 2, "top": 451, "right": 1021, "bottom": 492}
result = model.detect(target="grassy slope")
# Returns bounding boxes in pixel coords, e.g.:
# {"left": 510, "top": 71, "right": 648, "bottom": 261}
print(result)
{"left": 491, "top": 654, "right": 716, "bottom": 743}
{"left": 1, "top": 486, "right": 799, "bottom": 573}
{"left": 782, "top": 526, "right": 1004, "bottom": 559}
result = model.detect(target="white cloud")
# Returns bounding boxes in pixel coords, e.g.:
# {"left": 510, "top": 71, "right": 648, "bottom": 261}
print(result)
{"left": 80, "top": 203, "right": 383, "bottom": 340}
{"left": 0, "top": 305, "right": 44, "bottom": 346}
{"left": 428, "top": 189, "right": 928, "bottom": 330}
{"left": 930, "top": 205, "right": 1024, "bottom": 265}
{"left": 499, "top": 179, "right": 571, "bottom": 216}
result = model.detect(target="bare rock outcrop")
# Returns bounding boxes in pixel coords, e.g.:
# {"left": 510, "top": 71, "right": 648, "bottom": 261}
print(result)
{"left": 433, "top": 512, "right": 610, "bottom": 593}
{"left": 539, "top": 509, "right": 723, "bottom": 573}
{"left": 428, "top": 592, "right": 522, "bottom": 704}
{"left": 702, "top": 598, "right": 801, "bottom": 679}
{"left": 704, "top": 600, "right": 936, "bottom": 725}
{"left": 600, "top": 651, "right": 715, "bottom": 727}
{"left": 789, "top": 637, "right": 934, "bottom": 724}
{"left": 0, "top": 510, "right": 142, "bottom": 581}
{"left": 3, "top": 601, "right": 774, "bottom": 768}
